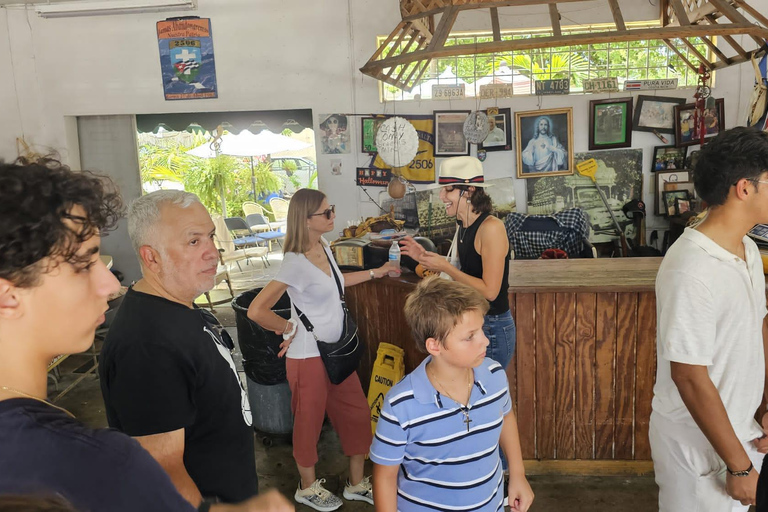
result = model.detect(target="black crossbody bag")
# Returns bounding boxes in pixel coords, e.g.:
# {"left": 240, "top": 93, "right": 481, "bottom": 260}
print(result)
{"left": 293, "top": 249, "right": 364, "bottom": 384}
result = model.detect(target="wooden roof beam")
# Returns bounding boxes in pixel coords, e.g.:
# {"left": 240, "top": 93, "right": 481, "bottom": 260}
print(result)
{"left": 679, "top": 37, "right": 714, "bottom": 68}
{"left": 667, "top": 0, "right": 690, "bottom": 25}
{"left": 402, "top": 0, "right": 588, "bottom": 22}
{"left": 361, "top": 23, "right": 764, "bottom": 71}
{"left": 491, "top": 7, "right": 501, "bottom": 41}
{"left": 706, "top": 0, "right": 766, "bottom": 47}
{"left": 426, "top": 5, "right": 458, "bottom": 52}
{"left": 732, "top": 0, "right": 768, "bottom": 28}
{"left": 705, "top": 13, "right": 749, "bottom": 58}
{"left": 663, "top": 39, "right": 699, "bottom": 72}
{"left": 699, "top": 35, "right": 733, "bottom": 65}
{"left": 549, "top": 4, "right": 562, "bottom": 36}
{"left": 606, "top": 0, "right": 626, "bottom": 31}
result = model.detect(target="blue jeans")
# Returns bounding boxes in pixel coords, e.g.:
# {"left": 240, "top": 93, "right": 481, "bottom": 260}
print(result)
{"left": 483, "top": 310, "right": 516, "bottom": 370}
{"left": 483, "top": 310, "right": 516, "bottom": 472}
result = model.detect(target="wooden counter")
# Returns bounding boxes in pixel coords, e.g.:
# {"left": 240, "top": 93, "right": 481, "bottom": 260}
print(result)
{"left": 346, "top": 258, "right": 662, "bottom": 475}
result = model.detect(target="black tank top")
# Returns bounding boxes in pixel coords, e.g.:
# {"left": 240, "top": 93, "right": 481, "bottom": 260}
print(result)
{"left": 457, "top": 212, "right": 510, "bottom": 315}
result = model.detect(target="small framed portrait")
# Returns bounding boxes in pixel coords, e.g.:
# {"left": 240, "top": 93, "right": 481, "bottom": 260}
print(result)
{"left": 479, "top": 108, "right": 512, "bottom": 152}
{"left": 433, "top": 110, "right": 471, "bottom": 157}
{"left": 515, "top": 107, "right": 573, "bottom": 179}
{"left": 651, "top": 145, "right": 687, "bottom": 172}
{"left": 588, "top": 98, "right": 632, "bottom": 150}
{"left": 663, "top": 190, "right": 691, "bottom": 217}
{"left": 675, "top": 197, "right": 691, "bottom": 215}
{"left": 685, "top": 149, "right": 701, "bottom": 170}
{"left": 633, "top": 95, "right": 686, "bottom": 134}
{"left": 361, "top": 117, "right": 385, "bottom": 154}
{"left": 675, "top": 99, "right": 725, "bottom": 147}
{"left": 318, "top": 114, "right": 349, "bottom": 154}
{"left": 655, "top": 170, "right": 690, "bottom": 216}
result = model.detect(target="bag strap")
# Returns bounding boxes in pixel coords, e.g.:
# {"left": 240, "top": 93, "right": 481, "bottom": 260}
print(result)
{"left": 323, "top": 246, "right": 346, "bottom": 304}
{"left": 293, "top": 245, "right": 345, "bottom": 341}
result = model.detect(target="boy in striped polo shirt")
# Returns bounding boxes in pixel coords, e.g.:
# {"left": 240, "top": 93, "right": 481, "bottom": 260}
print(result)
{"left": 370, "top": 278, "right": 533, "bottom": 512}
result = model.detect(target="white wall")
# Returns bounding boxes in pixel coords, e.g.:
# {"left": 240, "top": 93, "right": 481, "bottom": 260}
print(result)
{"left": 0, "top": 0, "right": 764, "bottom": 241}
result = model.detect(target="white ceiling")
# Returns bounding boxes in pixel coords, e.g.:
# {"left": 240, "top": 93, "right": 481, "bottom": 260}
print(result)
{"left": 0, "top": 0, "right": 100, "bottom": 5}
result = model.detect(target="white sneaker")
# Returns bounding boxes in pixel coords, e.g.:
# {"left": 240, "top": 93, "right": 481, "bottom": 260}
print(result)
{"left": 294, "top": 478, "right": 343, "bottom": 512}
{"left": 343, "top": 475, "right": 374, "bottom": 505}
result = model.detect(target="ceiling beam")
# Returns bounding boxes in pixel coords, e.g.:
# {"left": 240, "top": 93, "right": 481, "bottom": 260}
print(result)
{"left": 549, "top": 4, "right": 562, "bottom": 36}
{"left": 362, "top": 23, "right": 765, "bottom": 71}
{"left": 490, "top": 7, "right": 501, "bottom": 41}
{"left": 607, "top": 0, "right": 626, "bottom": 31}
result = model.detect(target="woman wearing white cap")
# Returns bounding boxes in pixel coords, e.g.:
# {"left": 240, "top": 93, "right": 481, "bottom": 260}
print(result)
{"left": 400, "top": 156, "right": 514, "bottom": 369}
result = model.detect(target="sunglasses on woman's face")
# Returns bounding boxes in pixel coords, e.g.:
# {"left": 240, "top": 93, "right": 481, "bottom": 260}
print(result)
{"left": 309, "top": 205, "right": 335, "bottom": 220}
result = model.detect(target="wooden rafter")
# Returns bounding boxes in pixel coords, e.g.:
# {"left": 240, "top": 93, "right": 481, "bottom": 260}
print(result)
{"left": 363, "top": 0, "right": 768, "bottom": 92}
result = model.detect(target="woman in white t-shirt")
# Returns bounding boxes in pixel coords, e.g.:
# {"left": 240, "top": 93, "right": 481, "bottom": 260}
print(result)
{"left": 248, "top": 189, "right": 396, "bottom": 512}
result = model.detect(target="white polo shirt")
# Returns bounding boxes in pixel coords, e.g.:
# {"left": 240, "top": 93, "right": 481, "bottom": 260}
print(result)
{"left": 652, "top": 227, "right": 767, "bottom": 443}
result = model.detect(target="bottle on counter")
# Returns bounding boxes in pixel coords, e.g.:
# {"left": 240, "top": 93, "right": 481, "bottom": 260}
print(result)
{"left": 388, "top": 240, "right": 401, "bottom": 277}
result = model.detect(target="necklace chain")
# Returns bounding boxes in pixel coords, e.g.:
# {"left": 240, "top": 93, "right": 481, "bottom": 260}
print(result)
{"left": 0, "top": 386, "right": 75, "bottom": 418}
{"left": 429, "top": 365, "right": 473, "bottom": 431}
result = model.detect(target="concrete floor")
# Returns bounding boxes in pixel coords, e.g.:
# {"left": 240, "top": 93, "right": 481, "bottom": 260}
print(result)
{"left": 51, "top": 305, "right": 662, "bottom": 512}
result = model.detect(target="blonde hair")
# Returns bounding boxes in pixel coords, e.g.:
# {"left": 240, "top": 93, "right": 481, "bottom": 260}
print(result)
{"left": 404, "top": 277, "right": 489, "bottom": 353}
{"left": 283, "top": 188, "right": 326, "bottom": 254}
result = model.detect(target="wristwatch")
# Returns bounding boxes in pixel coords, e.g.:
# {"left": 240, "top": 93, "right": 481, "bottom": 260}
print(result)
{"left": 369, "top": 270, "right": 376, "bottom": 280}
{"left": 726, "top": 462, "right": 753, "bottom": 477}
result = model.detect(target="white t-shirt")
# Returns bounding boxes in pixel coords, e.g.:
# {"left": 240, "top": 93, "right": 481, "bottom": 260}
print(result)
{"left": 652, "top": 228, "right": 767, "bottom": 443}
{"left": 275, "top": 243, "right": 345, "bottom": 360}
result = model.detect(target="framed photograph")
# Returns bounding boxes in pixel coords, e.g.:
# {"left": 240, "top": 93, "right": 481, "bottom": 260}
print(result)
{"left": 685, "top": 149, "right": 701, "bottom": 170}
{"left": 479, "top": 108, "right": 512, "bottom": 152}
{"left": 515, "top": 107, "right": 573, "bottom": 179}
{"left": 652, "top": 145, "right": 687, "bottom": 172}
{"left": 433, "top": 110, "right": 471, "bottom": 156}
{"left": 589, "top": 98, "right": 632, "bottom": 150}
{"left": 663, "top": 190, "right": 690, "bottom": 217}
{"left": 361, "top": 116, "right": 385, "bottom": 154}
{"left": 675, "top": 198, "right": 691, "bottom": 215}
{"left": 655, "top": 170, "right": 690, "bottom": 216}
{"left": 633, "top": 95, "right": 686, "bottom": 134}
{"left": 675, "top": 99, "right": 725, "bottom": 147}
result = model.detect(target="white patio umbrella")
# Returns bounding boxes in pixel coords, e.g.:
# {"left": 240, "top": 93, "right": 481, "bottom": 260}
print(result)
{"left": 187, "top": 130, "right": 311, "bottom": 200}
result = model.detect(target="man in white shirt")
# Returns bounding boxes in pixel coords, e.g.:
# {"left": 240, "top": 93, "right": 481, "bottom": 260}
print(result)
{"left": 651, "top": 126, "right": 768, "bottom": 511}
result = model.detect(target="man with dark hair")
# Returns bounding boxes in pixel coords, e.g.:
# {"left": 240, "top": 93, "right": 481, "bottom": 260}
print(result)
{"left": 0, "top": 158, "right": 292, "bottom": 512}
{"left": 650, "top": 127, "right": 768, "bottom": 511}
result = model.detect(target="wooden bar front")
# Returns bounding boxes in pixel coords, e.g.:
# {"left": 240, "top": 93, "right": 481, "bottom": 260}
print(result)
{"left": 345, "top": 258, "right": 662, "bottom": 475}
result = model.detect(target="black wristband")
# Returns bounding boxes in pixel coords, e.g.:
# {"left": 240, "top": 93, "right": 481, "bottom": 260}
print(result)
{"left": 198, "top": 500, "right": 212, "bottom": 512}
{"left": 726, "top": 462, "right": 753, "bottom": 477}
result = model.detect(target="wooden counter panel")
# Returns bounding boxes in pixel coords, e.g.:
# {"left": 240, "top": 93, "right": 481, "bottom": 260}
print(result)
{"left": 575, "top": 293, "right": 597, "bottom": 460}
{"left": 509, "top": 258, "right": 662, "bottom": 293}
{"left": 348, "top": 264, "right": 659, "bottom": 467}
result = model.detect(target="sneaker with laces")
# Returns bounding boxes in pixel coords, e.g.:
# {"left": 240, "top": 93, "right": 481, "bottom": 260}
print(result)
{"left": 294, "top": 478, "right": 343, "bottom": 512}
{"left": 343, "top": 475, "right": 374, "bottom": 505}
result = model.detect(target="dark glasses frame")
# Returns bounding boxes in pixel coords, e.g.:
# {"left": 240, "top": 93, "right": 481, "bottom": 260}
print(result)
{"left": 309, "top": 205, "right": 335, "bottom": 220}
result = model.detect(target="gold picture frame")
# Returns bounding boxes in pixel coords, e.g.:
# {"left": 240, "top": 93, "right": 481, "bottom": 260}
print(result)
{"left": 515, "top": 107, "right": 574, "bottom": 179}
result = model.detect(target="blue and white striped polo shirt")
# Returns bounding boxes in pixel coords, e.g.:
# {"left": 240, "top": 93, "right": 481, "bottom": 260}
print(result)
{"left": 370, "top": 356, "right": 511, "bottom": 512}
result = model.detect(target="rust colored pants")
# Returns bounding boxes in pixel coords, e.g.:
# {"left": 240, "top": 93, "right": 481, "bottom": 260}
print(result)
{"left": 286, "top": 356, "right": 373, "bottom": 467}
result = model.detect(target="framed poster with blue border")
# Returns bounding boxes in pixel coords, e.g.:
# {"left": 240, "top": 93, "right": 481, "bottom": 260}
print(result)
{"left": 157, "top": 18, "right": 218, "bottom": 100}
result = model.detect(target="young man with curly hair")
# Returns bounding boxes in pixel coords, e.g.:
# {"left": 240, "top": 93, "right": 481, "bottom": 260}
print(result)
{"left": 650, "top": 127, "right": 768, "bottom": 511}
{"left": 0, "top": 158, "right": 292, "bottom": 512}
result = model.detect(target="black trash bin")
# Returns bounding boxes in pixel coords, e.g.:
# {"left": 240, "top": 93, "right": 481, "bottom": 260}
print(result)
{"left": 232, "top": 289, "right": 293, "bottom": 443}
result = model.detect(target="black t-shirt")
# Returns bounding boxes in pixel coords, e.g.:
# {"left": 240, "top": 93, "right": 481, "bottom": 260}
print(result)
{"left": 0, "top": 398, "right": 196, "bottom": 512}
{"left": 99, "top": 288, "right": 257, "bottom": 503}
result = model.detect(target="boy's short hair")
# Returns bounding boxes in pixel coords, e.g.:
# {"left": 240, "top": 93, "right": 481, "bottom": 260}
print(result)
{"left": 404, "top": 277, "right": 489, "bottom": 352}
{"left": 0, "top": 157, "right": 122, "bottom": 288}
{"left": 694, "top": 127, "right": 768, "bottom": 206}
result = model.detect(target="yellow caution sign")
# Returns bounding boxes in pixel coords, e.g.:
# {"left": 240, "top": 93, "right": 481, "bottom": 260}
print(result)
{"left": 368, "top": 343, "right": 405, "bottom": 435}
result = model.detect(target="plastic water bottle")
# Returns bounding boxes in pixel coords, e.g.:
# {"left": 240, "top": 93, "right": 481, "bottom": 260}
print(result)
{"left": 388, "top": 240, "right": 401, "bottom": 277}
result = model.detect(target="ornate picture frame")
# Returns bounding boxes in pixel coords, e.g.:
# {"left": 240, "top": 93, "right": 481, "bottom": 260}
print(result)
{"left": 515, "top": 107, "right": 573, "bottom": 179}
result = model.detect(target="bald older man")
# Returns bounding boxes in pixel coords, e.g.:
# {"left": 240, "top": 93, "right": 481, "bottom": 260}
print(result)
{"left": 99, "top": 191, "right": 257, "bottom": 508}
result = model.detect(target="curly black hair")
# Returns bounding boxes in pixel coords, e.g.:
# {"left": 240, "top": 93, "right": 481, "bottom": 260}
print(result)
{"left": 694, "top": 127, "right": 768, "bottom": 206}
{"left": 0, "top": 157, "right": 123, "bottom": 288}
